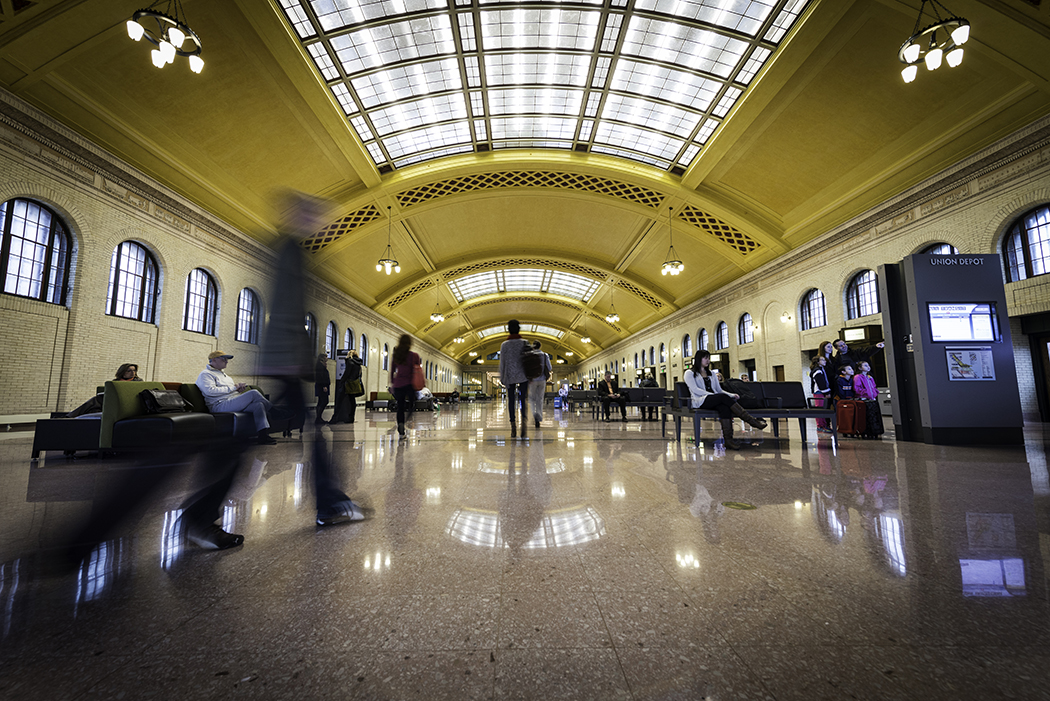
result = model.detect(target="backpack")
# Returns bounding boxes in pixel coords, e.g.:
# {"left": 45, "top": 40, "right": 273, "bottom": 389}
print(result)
{"left": 522, "top": 346, "right": 543, "bottom": 380}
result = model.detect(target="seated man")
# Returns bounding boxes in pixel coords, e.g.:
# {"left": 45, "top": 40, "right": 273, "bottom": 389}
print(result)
{"left": 640, "top": 372, "right": 659, "bottom": 421}
{"left": 196, "top": 351, "right": 275, "bottom": 444}
{"left": 599, "top": 371, "right": 628, "bottom": 422}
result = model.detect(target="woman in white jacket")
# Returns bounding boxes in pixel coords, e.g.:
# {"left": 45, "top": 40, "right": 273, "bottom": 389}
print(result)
{"left": 684, "top": 350, "right": 767, "bottom": 449}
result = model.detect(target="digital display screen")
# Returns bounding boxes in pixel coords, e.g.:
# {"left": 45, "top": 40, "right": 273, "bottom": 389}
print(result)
{"left": 928, "top": 303, "right": 997, "bottom": 342}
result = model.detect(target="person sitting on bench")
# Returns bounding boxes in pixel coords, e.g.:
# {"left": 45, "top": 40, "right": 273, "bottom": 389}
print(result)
{"left": 684, "top": 350, "right": 767, "bottom": 450}
{"left": 66, "top": 363, "right": 142, "bottom": 417}
{"left": 197, "top": 351, "right": 275, "bottom": 445}
{"left": 599, "top": 371, "right": 628, "bottom": 422}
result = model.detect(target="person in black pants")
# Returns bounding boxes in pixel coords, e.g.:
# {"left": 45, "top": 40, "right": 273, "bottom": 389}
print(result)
{"left": 640, "top": 372, "right": 659, "bottom": 421}
{"left": 684, "top": 350, "right": 767, "bottom": 449}
{"left": 314, "top": 353, "right": 330, "bottom": 424}
{"left": 599, "top": 371, "right": 628, "bottom": 422}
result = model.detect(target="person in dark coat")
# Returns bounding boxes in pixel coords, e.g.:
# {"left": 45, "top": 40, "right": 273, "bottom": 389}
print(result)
{"left": 331, "top": 349, "right": 363, "bottom": 424}
{"left": 832, "top": 339, "right": 884, "bottom": 375}
{"left": 314, "top": 353, "right": 331, "bottom": 424}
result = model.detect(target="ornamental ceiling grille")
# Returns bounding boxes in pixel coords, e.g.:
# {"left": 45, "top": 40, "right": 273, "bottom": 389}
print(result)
{"left": 614, "top": 279, "right": 663, "bottom": 308}
{"left": 277, "top": 1, "right": 810, "bottom": 172}
{"left": 385, "top": 277, "right": 435, "bottom": 308}
{"left": 678, "top": 203, "right": 759, "bottom": 255}
{"left": 302, "top": 203, "right": 383, "bottom": 252}
{"left": 396, "top": 171, "right": 664, "bottom": 209}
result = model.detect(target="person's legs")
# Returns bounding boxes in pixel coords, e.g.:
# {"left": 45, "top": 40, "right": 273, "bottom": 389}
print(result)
{"left": 215, "top": 389, "right": 272, "bottom": 432}
{"left": 517, "top": 382, "right": 529, "bottom": 437}
{"left": 507, "top": 383, "right": 520, "bottom": 436}
{"left": 529, "top": 379, "right": 544, "bottom": 426}
{"left": 814, "top": 394, "right": 829, "bottom": 430}
{"left": 394, "top": 385, "right": 412, "bottom": 435}
{"left": 315, "top": 392, "right": 328, "bottom": 424}
{"left": 601, "top": 396, "right": 612, "bottom": 420}
{"left": 617, "top": 395, "right": 628, "bottom": 420}
{"left": 347, "top": 396, "right": 357, "bottom": 423}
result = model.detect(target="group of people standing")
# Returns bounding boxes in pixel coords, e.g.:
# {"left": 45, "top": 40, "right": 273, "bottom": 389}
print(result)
{"left": 810, "top": 339, "right": 885, "bottom": 434}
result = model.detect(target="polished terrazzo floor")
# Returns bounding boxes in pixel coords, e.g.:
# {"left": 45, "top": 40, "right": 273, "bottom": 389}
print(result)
{"left": 2, "top": 401, "right": 1049, "bottom": 700}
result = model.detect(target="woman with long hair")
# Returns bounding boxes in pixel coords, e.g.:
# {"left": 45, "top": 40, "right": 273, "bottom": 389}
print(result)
{"left": 389, "top": 334, "right": 420, "bottom": 437}
{"left": 684, "top": 350, "right": 766, "bottom": 449}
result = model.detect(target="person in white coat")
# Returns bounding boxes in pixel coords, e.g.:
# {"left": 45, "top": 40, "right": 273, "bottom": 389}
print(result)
{"left": 684, "top": 350, "right": 766, "bottom": 450}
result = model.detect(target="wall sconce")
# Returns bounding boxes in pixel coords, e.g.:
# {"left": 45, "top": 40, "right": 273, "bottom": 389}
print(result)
{"left": 780, "top": 312, "right": 792, "bottom": 323}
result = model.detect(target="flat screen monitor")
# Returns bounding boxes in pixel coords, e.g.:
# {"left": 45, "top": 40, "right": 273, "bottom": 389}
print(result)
{"left": 927, "top": 303, "right": 998, "bottom": 342}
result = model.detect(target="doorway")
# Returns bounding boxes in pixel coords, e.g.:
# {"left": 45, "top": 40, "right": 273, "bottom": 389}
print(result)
{"left": 772, "top": 365, "right": 785, "bottom": 382}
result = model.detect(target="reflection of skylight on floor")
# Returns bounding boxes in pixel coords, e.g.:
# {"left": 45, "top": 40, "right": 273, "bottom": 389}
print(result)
{"left": 448, "top": 268, "right": 600, "bottom": 302}
{"left": 279, "top": 1, "right": 809, "bottom": 171}
{"left": 445, "top": 507, "right": 606, "bottom": 548}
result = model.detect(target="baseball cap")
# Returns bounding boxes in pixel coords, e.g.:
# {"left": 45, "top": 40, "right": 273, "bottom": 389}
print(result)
{"left": 208, "top": 351, "right": 234, "bottom": 360}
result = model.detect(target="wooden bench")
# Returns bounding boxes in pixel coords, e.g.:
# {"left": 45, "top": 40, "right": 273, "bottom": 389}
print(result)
{"left": 662, "top": 381, "right": 837, "bottom": 448}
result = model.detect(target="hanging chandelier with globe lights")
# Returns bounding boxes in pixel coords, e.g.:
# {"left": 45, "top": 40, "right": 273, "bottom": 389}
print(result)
{"left": 126, "top": 1, "right": 204, "bottom": 73}
{"left": 605, "top": 292, "right": 620, "bottom": 324}
{"left": 376, "top": 206, "right": 401, "bottom": 275}
{"left": 898, "top": 0, "right": 969, "bottom": 83}
{"left": 661, "top": 206, "right": 684, "bottom": 276}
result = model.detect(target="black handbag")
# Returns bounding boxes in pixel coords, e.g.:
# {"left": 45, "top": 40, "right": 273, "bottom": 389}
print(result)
{"left": 139, "top": 388, "right": 190, "bottom": 414}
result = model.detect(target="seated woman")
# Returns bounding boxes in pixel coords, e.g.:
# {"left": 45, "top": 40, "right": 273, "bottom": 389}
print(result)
{"left": 684, "top": 351, "right": 766, "bottom": 450}
{"left": 66, "top": 363, "right": 142, "bottom": 417}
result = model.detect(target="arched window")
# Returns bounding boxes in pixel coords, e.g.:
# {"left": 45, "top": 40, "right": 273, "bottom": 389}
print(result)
{"left": 360, "top": 334, "right": 368, "bottom": 365}
{"left": 699, "top": 328, "right": 708, "bottom": 351}
{"left": 649, "top": 346, "right": 655, "bottom": 366}
{"left": 634, "top": 352, "right": 639, "bottom": 368}
{"left": 846, "top": 270, "right": 880, "bottom": 319}
{"left": 0, "top": 198, "right": 71, "bottom": 305}
{"left": 183, "top": 268, "right": 218, "bottom": 335}
{"left": 304, "top": 313, "right": 317, "bottom": 351}
{"left": 800, "top": 289, "right": 826, "bottom": 331}
{"left": 325, "top": 321, "right": 337, "bottom": 358}
{"left": 716, "top": 322, "right": 728, "bottom": 350}
{"left": 683, "top": 334, "right": 692, "bottom": 358}
{"left": 922, "top": 242, "right": 958, "bottom": 255}
{"left": 344, "top": 327, "right": 354, "bottom": 349}
{"left": 738, "top": 313, "right": 754, "bottom": 344}
{"left": 615, "top": 360, "right": 619, "bottom": 373}
{"left": 235, "top": 288, "right": 260, "bottom": 344}
{"left": 384, "top": 343, "right": 390, "bottom": 371}
{"left": 107, "top": 241, "right": 159, "bottom": 323}
{"left": 1003, "top": 205, "right": 1050, "bottom": 282}
{"left": 660, "top": 343, "right": 667, "bottom": 362}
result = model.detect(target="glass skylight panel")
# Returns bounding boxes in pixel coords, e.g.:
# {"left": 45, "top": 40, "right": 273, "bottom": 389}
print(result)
{"left": 458, "top": 12, "right": 477, "bottom": 51}
{"left": 476, "top": 326, "right": 505, "bottom": 338}
{"left": 485, "top": 53, "right": 591, "bottom": 88}
{"left": 309, "top": 0, "right": 445, "bottom": 30}
{"left": 394, "top": 144, "right": 473, "bottom": 167}
{"left": 765, "top": 0, "right": 807, "bottom": 43}
{"left": 610, "top": 59, "right": 721, "bottom": 111}
{"left": 529, "top": 325, "right": 564, "bottom": 338}
{"left": 365, "top": 141, "right": 385, "bottom": 162}
{"left": 480, "top": 9, "right": 600, "bottom": 51}
{"left": 487, "top": 88, "right": 583, "bottom": 117}
{"left": 501, "top": 268, "right": 545, "bottom": 292}
{"left": 591, "top": 144, "right": 669, "bottom": 169}
{"left": 600, "top": 13, "right": 623, "bottom": 52}
{"left": 594, "top": 122, "right": 683, "bottom": 161}
{"left": 678, "top": 143, "right": 701, "bottom": 165}
{"left": 308, "top": 43, "right": 340, "bottom": 80}
{"left": 696, "top": 117, "right": 718, "bottom": 143}
{"left": 547, "top": 271, "right": 599, "bottom": 300}
{"left": 490, "top": 116, "right": 576, "bottom": 141}
{"left": 464, "top": 56, "right": 481, "bottom": 87}
{"left": 621, "top": 16, "right": 746, "bottom": 79}
{"left": 600, "top": 94, "right": 700, "bottom": 135}
{"left": 330, "top": 83, "right": 357, "bottom": 114}
{"left": 474, "top": 120, "right": 487, "bottom": 140}
{"left": 713, "top": 86, "right": 741, "bottom": 117}
{"left": 480, "top": 0, "right": 603, "bottom": 5}
{"left": 351, "top": 59, "right": 462, "bottom": 109}
{"left": 382, "top": 122, "right": 472, "bottom": 159}
{"left": 367, "top": 94, "right": 468, "bottom": 136}
{"left": 737, "top": 46, "right": 770, "bottom": 84}
{"left": 449, "top": 271, "right": 499, "bottom": 301}
{"left": 579, "top": 120, "right": 594, "bottom": 140}
{"left": 329, "top": 15, "right": 455, "bottom": 76}
{"left": 470, "top": 91, "right": 485, "bottom": 115}
{"left": 592, "top": 56, "right": 611, "bottom": 87}
{"left": 280, "top": 0, "right": 315, "bottom": 38}
{"left": 635, "top": 0, "right": 775, "bottom": 37}
{"left": 351, "top": 115, "right": 374, "bottom": 141}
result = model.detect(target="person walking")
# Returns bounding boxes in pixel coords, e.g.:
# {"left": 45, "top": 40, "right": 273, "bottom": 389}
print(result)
{"left": 498, "top": 319, "right": 531, "bottom": 439}
{"left": 527, "top": 340, "right": 552, "bottom": 428}
{"left": 390, "top": 334, "right": 420, "bottom": 438}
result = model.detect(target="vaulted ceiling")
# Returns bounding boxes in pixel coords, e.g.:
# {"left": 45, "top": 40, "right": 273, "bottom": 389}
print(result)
{"left": 2, "top": 0, "right": 1049, "bottom": 364}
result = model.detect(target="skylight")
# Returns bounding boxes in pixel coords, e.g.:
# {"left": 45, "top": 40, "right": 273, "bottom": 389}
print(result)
{"left": 447, "top": 268, "right": 600, "bottom": 302}
{"left": 476, "top": 324, "right": 565, "bottom": 339}
{"left": 279, "top": 0, "right": 809, "bottom": 172}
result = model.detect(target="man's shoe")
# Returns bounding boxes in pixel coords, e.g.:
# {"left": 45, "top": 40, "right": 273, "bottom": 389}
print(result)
{"left": 257, "top": 432, "right": 277, "bottom": 445}
{"left": 622, "top": 416, "right": 628, "bottom": 422}
{"left": 317, "top": 499, "right": 365, "bottom": 526}
{"left": 534, "top": 419, "right": 540, "bottom": 428}
{"left": 186, "top": 523, "right": 244, "bottom": 550}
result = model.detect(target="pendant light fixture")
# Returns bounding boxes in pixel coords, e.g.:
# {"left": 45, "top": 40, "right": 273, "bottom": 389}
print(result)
{"left": 376, "top": 206, "right": 401, "bottom": 275}
{"left": 605, "top": 290, "right": 620, "bottom": 324}
{"left": 661, "top": 206, "right": 684, "bottom": 276}
{"left": 126, "top": 0, "right": 204, "bottom": 73}
{"left": 429, "top": 289, "right": 445, "bottom": 323}
{"left": 898, "top": 0, "right": 969, "bottom": 83}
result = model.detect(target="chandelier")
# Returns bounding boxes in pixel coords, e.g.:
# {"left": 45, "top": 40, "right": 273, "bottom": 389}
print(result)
{"left": 453, "top": 335, "right": 465, "bottom": 344}
{"left": 605, "top": 292, "right": 620, "bottom": 324}
{"left": 429, "top": 293, "right": 445, "bottom": 323}
{"left": 376, "top": 206, "right": 401, "bottom": 275}
{"left": 126, "top": 1, "right": 204, "bottom": 73}
{"left": 898, "top": 0, "right": 969, "bottom": 83}
{"left": 661, "top": 206, "right": 684, "bottom": 276}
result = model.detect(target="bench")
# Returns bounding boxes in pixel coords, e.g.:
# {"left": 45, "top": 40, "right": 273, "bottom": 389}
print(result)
{"left": 366, "top": 391, "right": 394, "bottom": 410}
{"left": 662, "top": 381, "right": 837, "bottom": 448}
{"left": 590, "top": 387, "right": 668, "bottom": 420}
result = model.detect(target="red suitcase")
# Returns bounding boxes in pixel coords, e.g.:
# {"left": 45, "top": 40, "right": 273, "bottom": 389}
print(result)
{"left": 836, "top": 399, "right": 866, "bottom": 436}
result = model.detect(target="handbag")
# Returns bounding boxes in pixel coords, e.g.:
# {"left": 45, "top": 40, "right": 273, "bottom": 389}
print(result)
{"left": 344, "top": 378, "right": 364, "bottom": 397}
{"left": 139, "top": 388, "right": 190, "bottom": 414}
{"left": 412, "top": 364, "right": 425, "bottom": 391}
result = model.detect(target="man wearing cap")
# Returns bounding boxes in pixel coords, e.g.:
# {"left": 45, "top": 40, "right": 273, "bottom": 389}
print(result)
{"left": 197, "top": 351, "right": 275, "bottom": 445}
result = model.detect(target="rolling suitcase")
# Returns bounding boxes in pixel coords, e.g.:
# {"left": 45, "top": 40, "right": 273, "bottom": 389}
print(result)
{"left": 836, "top": 399, "right": 866, "bottom": 437}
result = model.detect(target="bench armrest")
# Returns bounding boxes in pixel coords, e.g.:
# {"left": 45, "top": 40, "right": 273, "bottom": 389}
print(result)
{"left": 762, "top": 397, "right": 783, "bottom": 409}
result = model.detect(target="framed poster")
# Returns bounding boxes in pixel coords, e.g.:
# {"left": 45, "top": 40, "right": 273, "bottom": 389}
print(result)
{"left": 946, "top": 347, "right": 995, "bottom": 381}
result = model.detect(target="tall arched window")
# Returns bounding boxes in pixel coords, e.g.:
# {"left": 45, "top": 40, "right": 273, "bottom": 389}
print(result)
{"left": 800, "top": 288, "right": 826, "bottom": 331}
{"left": 660, "top": 343, "right": 666, "bottom": 362}
{"left": 183, "top": 268, "right": 218, "bottom": 335}
{"left": 649, "top": 346, "right": 655, "bottom": 366}
{"left": 360, "top": 334, "right": 368, "bottom": 365}
{"left": 107, "top": 241, "right": 159, "bottom": 323}
{"left": 305, "top": 313, "right": 317, "bottom": 351}
{"left": 846, "top": 270, "right": 880, "bottom": 319}
{"left": 922, "top": 242, "right": 958, "bottom": 255}
{"left": 344, "top": 327, "right": 355, "bottom": 349}
{"left": 683, "top": 334, "right": 692, "bottom": 358}
{"left": 384, "top": 344, "right": 390, "bottom": 371}
{"left": 325, "top": 321, "right": 337, "bottom": 358}
{"left": 699, "top": 328, "right": 708, "bottom": 351}
{"left": 738, "top": 313, "right": 754, "bottom": 344}
{"left": 634, "top": 352, "right": 639, "bottom": 368}
{"left": 1003, "top": 205, "right": 1050, "bottom": 282}
{"left": 236, "top": 288, "right": 260, "bottom": 344}
{"left": 716, "top": 322, "right": 728, "bottom": 350}
{"left": 0, "top": 198, "right": 71, "bottom": 305}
